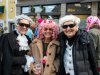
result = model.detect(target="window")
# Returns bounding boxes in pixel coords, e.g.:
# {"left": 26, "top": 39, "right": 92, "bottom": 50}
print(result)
{"left": 44, "top": 5, "right": 56, "bottom": 13}
{"left": 21, "top": 6, "right": 31, "bottom": 14}
{"left": 0, "top": 6, "right": 4, "bottom": 13}
{"left": 30, "top": 4, "right": 60, "bottom": 14}
{"left": 66, "top": 3, "right": 91, "bottom": 14}
{"left": 43, "top": 5, "right": 60, "bottom": 13}
{"left": 34, "top": 6, "right": 42, "bottom": 13}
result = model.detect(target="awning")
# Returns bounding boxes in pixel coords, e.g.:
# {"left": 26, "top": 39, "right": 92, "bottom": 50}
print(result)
{"left": 17, "top": 0, "right": 83, "bottom": 6}
{"left": 82, "top": 0, "right": 100, "bottom": 3}
{"left": 0, "top": 6, "right": 4, "bottom": 13}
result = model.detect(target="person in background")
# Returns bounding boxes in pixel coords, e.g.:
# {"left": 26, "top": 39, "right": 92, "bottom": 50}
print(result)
{"left": 29, "top": 19, "right": 60, "bottom": 75}
{"left": 57, "top": 15, "right": 99, "bottom": 75}
{"left": 0, "top": 27, "right": 4, "bottom": 36}
{"left": 86, "top": 15, "right": 100, "bottom": 73}
{"left": 26, "top": 22, "right": 36, "bottom": 41}
{"left": 34, "top": 18, "right": 43, "bottom": 37}
{"left": 0, "top": 14, "right": 34, "bottom": 75}
{"left": 30, "top": 22, "right": 36, "bottom": 33}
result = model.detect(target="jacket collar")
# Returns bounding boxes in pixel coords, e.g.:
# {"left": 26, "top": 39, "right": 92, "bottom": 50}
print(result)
{"left": 59, "top": 29, "right": 90, "bottom": 44}
{"left": 32, "top": 39, "right": 59, "bottom": 60}
{"left": 32, "top": 39, "right": 59, "bottom": 47}
{"left": 49, "top": 39, "right": 60, "bottom": 46}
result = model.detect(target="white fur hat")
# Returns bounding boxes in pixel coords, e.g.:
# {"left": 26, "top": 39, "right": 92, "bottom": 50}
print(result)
{"left": 59, "top": 15, "right": 80, "bottom": 27}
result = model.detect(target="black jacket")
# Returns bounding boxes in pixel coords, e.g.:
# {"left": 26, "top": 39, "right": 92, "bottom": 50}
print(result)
{"left": 57, "top": 29, "right": 99, "bottom": 75}
{"left": 0, "top": 31, "right": 31, "bottom": 75}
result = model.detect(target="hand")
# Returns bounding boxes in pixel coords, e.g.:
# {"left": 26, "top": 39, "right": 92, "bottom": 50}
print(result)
{"left": 32, "top": 67, "right": 41, "bottom": 75}
{"left": 31, "top": 63, "right": 41, "bottom": 75}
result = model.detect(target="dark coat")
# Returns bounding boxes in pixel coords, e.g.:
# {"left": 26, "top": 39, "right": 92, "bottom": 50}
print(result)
{"left": 57, "top": 29, "right": 99, "bottom": 75}
{"left": 0, "top": 34, "right": 5, "bottom": 75}
{"left": 0, "top": 31, "right": 31, "bottom": 75}
{"left": 89, "top": 27, "right": 100, "bottom": 69}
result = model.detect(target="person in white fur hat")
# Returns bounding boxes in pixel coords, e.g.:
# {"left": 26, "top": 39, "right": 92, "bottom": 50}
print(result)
{"left": 0, "top": 14, "right": 34, "bottom": 75}
{"left": 57, "top": 15, "right": 99, "bottom": 75}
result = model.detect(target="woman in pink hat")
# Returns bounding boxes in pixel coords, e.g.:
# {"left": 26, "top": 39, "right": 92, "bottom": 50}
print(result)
{"left": 29, "top": 19, "right": 60, "bottom": 75}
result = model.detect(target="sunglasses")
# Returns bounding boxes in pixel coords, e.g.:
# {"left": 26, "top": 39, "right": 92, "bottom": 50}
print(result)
{"left": 18, "top": 23, "right": 30, "bottom": 28}
{"left": 44, "top": 28, "right": 53, "bottom": 31}
{"left": 62, "top": 24, "right": 76, "bottom": 29}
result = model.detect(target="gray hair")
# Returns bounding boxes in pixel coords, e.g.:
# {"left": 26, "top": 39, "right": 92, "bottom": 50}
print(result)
{"left": 59, "top": 15, "right": 80, "bottom": 27}
{"left": 14, "top": 14, "right": 33, "bottom": 26}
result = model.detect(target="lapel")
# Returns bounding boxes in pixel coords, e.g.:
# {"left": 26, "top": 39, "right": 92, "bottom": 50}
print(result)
{"left": 47, "top": 40, "right": 60, "bottom": 58}
{"left": 7, "top": 31, "right": 18, "bottom": 50}
{"left": 33, "top": 39, "right": 59, "bottom": 58}
{"left": 48, "top": 39, "right": 59, "bottom": 47}
{"left": 36, "top": 39, "right": 43, "bottom": 59}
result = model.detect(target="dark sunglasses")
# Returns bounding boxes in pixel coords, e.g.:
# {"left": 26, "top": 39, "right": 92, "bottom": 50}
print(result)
{"left": 44, "top": 28, "right": 53, "bottom": 31}
{"left": 18, "top": 23, "right": 30, "bottom": 28}
{"left": 62, "top": 24, "right": 76, "bottom": 29}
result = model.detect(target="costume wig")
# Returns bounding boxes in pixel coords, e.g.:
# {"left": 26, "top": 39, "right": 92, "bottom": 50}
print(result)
{"left": 14, "top": 14, "right": 33, "bottom": 26}
{"left": 86, "top": 16, "right": 100, "bottom": 31}
{"left": 59, "top": 15, "right": 80, "bottom": 28}
{"left": 37, "top": 19, "right": 59, "bottom": 40}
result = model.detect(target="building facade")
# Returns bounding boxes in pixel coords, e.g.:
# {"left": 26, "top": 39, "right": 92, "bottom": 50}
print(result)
{"left": 0, "top": 0, "right": 17, "bottom": 33}
{"left": 0, "top": 0, "right": 100, "bottom": 33}
{"left": 16, "top": 0, "right": 100, "bottom": 29}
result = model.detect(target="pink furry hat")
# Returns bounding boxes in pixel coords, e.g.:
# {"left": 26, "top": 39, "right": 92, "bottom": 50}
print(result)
{"left": 37, "top": 19, "right": 59, "bottom": 40}
{"left": 86, "top": 16, "right": 100, "bottom": 31}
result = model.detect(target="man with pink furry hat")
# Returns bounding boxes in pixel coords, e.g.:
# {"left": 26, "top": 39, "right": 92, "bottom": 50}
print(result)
{"left": 86, "top": 16, "right": 100, "bottom": 73}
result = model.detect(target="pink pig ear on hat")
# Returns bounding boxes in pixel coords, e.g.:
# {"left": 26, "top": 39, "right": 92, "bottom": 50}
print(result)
{"left": 37, "top": 18, "right": 43, "bottom": 24}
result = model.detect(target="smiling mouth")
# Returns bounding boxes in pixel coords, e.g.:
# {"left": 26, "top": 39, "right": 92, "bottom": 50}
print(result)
{"left": 66, "top": 30, "right": 73, "bottom": 33}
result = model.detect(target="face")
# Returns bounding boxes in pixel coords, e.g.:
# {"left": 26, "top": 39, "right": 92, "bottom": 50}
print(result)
{"left": 42, "top": 26, "right": 53, "bottom": 39}
{"left": 30, "top": 24, "right": 36, "bottom": 30}
{"left": 17, "top": 19, "right": 30, "bottom": 35}
{"left": 62, "top": 21, "right": 78, "bottom": 38}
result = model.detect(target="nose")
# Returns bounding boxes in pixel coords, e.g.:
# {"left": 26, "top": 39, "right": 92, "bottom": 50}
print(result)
{"left": 23, "top": 25, "right": 27, "bottom": 28}
{"left": 66, "top": 26, "right": 70, "bottom": 29}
